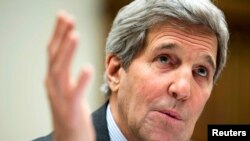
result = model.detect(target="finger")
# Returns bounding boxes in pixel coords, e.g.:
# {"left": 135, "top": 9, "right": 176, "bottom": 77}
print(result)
{"left": 51, "top": 13, "right": 75, "bottom": 65}
{"left": 60, "top": 30, "right": 79, "bottom": 72}
{"left": 51, "top": 29, "right": 79, "bottom": 75}
{"left": 47, "top": 12, "right": 63, "bottom": 59}
{"left": 74, "top": 66, "right": 93, "bottom": 98}
{"left": 49, "top": 18, "right": 75, "bottom": 72}
{"left": 48, "top": 11, "right": 75, "bottom": 66}
{"left": 49, "top": 30, "right": 79, "bottom": 96}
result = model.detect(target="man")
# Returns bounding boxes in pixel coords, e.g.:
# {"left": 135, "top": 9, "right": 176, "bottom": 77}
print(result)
{"left": 35, "top": 0, "right": 229, "bottom": 141}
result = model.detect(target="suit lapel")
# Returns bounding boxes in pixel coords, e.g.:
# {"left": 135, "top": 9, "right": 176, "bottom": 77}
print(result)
{"left": 92, "top": 101, "right": 110, "bottom": 141}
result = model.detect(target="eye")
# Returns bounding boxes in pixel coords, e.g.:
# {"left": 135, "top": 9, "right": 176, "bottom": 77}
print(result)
{"left": 194, "top": 67, "right": 208, "bottom": 77}
{"left": 157, "top": 55, "right": 170, "bottom": 64}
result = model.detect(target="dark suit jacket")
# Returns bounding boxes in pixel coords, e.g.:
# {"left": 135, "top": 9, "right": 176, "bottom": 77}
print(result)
{"left": 33, "top": 102, "right": 110, "bottom": 141}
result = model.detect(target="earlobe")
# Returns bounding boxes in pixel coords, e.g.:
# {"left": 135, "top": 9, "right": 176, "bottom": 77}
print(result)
{"left": 106, "top": 54, "right": 122, "bottom": 93}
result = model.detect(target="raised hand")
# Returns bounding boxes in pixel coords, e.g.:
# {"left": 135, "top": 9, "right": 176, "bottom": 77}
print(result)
{"left": 45, "top": 11, "right": 95, "bottom": 141}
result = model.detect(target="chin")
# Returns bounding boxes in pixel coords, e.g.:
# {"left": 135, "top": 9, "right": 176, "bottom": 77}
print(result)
{"left": 141, "top": 134, "right": 185, "bottom": 141}
{"left": 139, "top": 128, "right": 190, "bottom": 141}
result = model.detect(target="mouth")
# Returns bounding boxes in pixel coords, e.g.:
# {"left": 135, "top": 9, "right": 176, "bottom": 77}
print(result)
{"left": 159, "top": 110, "right": 182, "bottom": 121}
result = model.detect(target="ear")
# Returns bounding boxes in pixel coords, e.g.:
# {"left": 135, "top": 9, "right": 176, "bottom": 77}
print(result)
{"left": 105, "top": 54, "right": 123, "bottom": 93}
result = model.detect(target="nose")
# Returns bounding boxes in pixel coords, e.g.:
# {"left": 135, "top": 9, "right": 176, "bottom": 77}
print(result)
{"left": 168, "top": 69, "right": 192, "bottom": 101}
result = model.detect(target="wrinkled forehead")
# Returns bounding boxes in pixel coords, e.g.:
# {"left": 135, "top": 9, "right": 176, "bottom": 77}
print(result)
{"left": 148, "top": 19, "right": 216, "bottom": 38}
{"left": 144, "top": 19, "right": 218, "bottom": 52}
{"left": 141, "top": 19, "right": 218, "bottom": 64}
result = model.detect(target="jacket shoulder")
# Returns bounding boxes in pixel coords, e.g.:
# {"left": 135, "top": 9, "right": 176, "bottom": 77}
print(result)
{"left": 92, "top": 101, "right": 110, "bottom": 141}
{"left": 32, "top": 133, "right": 52, "bottom": 141}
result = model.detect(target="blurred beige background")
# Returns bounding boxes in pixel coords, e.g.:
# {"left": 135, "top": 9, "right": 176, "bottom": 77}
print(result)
{"left": 0, "top": 0, "right": 106, "bottom": 140}
{"left": 0, "top": 0, "right": 250, "bottom": 141}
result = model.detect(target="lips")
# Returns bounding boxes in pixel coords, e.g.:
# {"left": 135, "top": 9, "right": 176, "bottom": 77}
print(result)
{"left": 159, "top": 110, "right": 182, "bottom": 121}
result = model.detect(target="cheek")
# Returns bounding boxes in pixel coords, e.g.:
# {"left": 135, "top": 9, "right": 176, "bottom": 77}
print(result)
{"left": 132, "top": 70, "right": 166, "bottom": 105}
{"left": 191, "top": 89, "right": 211, "bottom": 119}
{"left": 121, "top": 66, "right": 164, "bottom": 116}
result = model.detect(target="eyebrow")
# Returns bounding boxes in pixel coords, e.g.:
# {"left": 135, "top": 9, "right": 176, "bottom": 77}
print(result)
{"left": 154, "top": 43, "right": 216, "bottom": 71}
{"left": 205, "top": 55, "right": 216, "bottom": 72}
{"left": 156, "top": 43, "right": 177, "bottom": 50}
{"left": 152, "top": 43, "right": 177, "bottom": 54}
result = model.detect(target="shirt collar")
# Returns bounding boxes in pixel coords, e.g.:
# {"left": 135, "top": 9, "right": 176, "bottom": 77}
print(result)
{"left": 106, "top": 104, "right": 127, "bottom": 141}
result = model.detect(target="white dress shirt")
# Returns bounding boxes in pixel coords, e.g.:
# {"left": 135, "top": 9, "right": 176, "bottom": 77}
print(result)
{"left": 106, "top": 104, "right": 127, "bottom": 141}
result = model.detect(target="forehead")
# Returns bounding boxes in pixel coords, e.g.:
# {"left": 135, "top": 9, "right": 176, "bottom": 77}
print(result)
{"left": 147, "top": 20, "right": 217, "bottom": 45}
{"left": 149, "top": 20, "right": 216, "bottom": 36}
{"left": 144, "top": 20, "right": 218, "bottom": 57}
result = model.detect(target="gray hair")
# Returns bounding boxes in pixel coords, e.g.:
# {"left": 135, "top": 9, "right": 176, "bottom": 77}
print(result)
{"left": 101, "top": 0, "right": 229, "bottom": 95}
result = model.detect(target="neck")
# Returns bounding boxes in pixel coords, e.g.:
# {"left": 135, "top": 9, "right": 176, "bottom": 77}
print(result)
{"left": 109, "top": 93, "right": 134, "bottom": 140}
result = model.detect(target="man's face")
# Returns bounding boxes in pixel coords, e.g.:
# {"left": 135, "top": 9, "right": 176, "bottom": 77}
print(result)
{"left": 110, "top": 21, "right": 217, "bottom": 141}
